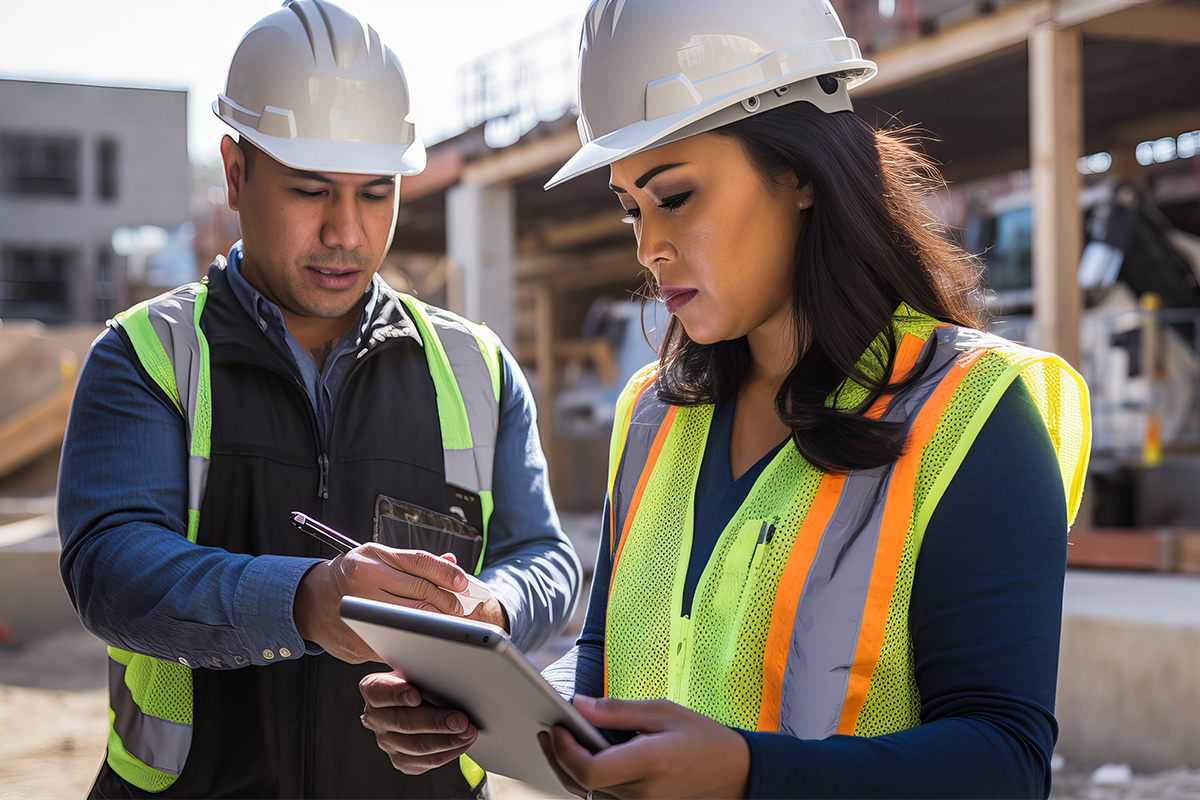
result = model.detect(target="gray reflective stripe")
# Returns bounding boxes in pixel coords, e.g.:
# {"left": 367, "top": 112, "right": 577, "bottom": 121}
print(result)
{"left": 188, "top": 455, "right": 209, "bottom": 515}
{"left": 426, "top": 313, "right": 499, "bottom": 494}
{"left": 777, "top": 328, "right": 970, "bottom": 737}
{"left": 145, "top": 291, "right": 203, "bottom": 454}
{"left": 611, "top": 387, "right": 671, "bottom": 551}
{"left": 109, "top": 657, "right": 190, "bottom": 775}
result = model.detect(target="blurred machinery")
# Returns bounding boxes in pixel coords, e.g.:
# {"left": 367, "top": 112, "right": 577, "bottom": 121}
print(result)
{"left": 966, "top": 180, "right": 1200, "bottom": 528}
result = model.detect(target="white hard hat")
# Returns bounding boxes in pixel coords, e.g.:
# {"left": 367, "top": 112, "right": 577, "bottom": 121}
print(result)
{"left": 214, "top": 0, "right": 426, "bottom": 176}
{"left": 545, "top": 0, "right": 876, "bottom": 189}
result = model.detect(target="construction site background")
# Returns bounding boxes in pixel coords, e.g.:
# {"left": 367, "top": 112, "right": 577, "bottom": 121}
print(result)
{"left": 4, "top": 0, "right": 1200, "bottom": 796}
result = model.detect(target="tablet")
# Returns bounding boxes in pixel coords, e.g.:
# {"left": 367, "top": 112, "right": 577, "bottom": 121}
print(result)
{"left": 339, "top": 596, "right": 607, "bottom": 793}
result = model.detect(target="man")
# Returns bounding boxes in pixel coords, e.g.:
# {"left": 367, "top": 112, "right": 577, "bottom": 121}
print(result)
{"left": 56, "top": 1, "right": 580, "bottom": 797}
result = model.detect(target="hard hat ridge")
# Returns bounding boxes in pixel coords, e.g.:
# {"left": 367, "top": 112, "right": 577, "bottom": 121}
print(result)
{"left": 547, "top": 0, "right": 877, "bottom": 189}
{"left": 214, "top": 0, "right": 425, "bottom": 176}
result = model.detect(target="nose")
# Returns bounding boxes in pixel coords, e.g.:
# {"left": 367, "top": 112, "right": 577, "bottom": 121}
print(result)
{"left": 635, "top": 215, "right": 675, "bottom": 271}
{"left": 320, "top": 192, "right": 365, "bottom": 251}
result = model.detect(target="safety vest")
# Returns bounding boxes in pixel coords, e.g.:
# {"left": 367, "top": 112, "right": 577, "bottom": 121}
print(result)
{"left": 103, "top": 277, "right": 501, "bottom": 792}
{"left": 603, "top": 306, "right": 1090, "bottom": 738}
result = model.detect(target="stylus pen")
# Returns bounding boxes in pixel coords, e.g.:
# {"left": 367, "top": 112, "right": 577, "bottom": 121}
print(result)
{"left": 290, "top": 511, "right": 363, "bottom": 555}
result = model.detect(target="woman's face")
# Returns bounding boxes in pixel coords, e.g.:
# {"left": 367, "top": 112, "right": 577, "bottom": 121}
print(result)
{"left": 609, "top": 133, "right": 811, "bottom": 347}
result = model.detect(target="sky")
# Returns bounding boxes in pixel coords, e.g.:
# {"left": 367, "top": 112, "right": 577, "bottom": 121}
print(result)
{"left": 0, "top": 0, "right": 594, "bottom": 165}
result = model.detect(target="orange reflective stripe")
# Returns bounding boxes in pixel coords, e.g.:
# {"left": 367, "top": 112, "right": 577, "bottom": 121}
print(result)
{"left": 757, "top": 472, "right": 846, "bottom": 731}
{"left": 835, "top": 346, "right": 986, "bottom": 735}
{"left": 864, "top": 331, "right": 938, "bottom": 420}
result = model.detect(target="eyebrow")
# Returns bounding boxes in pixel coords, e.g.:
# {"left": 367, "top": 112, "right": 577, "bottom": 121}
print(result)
{"left": 286, "top": 169, "right": 394, "bottom": 189}
{"left": 609, "top": 163, "right": 686, "bottom": 193}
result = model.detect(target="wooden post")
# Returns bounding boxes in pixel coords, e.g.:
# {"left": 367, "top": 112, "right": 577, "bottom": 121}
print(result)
{"left": 1029, "top": 24, "right": 1084, "bottom": 368}
{"left": 534, "top": 279, "right": 556, "bottom": 489}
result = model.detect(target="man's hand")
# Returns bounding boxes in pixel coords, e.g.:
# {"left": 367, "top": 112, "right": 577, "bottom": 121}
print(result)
{"left": 293, "top": 544, "right": 471, "bottom": 663}
{"left": 537, "top": 695, "right": 750, "bottom": 799}
{"left": 360, "top": 670, "right": 477, "bottom": 774}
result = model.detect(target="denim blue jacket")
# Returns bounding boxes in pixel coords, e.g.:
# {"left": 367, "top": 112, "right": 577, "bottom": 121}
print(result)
{"left": 58, "top": 245, "right": 580, "bottom": 665}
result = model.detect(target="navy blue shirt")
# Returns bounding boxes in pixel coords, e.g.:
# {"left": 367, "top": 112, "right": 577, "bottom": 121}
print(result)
{"left": 544, "top": 379, "right": 1067, "bottom": 798}
{"left": 58, "top": 248, "right": 581, "bottom": 666}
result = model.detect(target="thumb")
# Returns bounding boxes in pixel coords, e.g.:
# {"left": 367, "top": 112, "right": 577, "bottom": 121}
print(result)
{"left": 571, "top": 695, "right": 680, "bottom": 733}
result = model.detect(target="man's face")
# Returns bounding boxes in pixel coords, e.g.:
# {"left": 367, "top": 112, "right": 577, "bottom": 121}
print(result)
{"left": 220, "top": 137, "right": 399, "bottom": 325}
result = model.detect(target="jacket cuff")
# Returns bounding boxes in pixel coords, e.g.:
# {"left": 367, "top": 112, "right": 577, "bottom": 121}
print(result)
{"left": 234, "top": 554, "right": 324, "bottom": 666}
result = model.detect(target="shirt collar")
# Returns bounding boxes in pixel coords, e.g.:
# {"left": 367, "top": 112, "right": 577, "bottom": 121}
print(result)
{"left": 223, "top": 241, "right": 382, "bottom": 349}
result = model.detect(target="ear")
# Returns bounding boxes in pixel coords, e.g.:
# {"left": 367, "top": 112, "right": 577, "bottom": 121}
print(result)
{"left": 797, "top": 182, "right": 814, "bottom": 211}
{"left": 219, "top": 136, "right": 245, "bottom": 212}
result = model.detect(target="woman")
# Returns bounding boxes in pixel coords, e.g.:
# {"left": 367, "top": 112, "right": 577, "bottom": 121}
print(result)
{"left": 533, "top": 0, "right": 1090, "bottom": 798}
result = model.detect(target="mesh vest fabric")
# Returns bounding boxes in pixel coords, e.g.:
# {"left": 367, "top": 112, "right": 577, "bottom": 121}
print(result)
{"left": 604, "top": 308, "right": 1090, "bottom": 739}
{"left": 104, "top": 279, "right": 501, "bottom": 792}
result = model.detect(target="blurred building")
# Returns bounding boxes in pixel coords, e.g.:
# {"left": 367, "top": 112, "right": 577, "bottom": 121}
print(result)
{"left": 0, "top": 79, "right": 189, "bottom": 324}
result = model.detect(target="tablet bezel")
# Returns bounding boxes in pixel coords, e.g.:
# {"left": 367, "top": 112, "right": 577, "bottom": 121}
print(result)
{"left": 339, "top": 596, "right": 605, "bottom": 793}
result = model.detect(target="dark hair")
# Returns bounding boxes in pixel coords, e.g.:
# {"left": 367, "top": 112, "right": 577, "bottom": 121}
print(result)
{"left": 651, "top": 101, "right": 984, "bottom": 473}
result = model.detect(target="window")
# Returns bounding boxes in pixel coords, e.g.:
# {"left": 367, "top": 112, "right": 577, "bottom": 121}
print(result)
{"left": 0, "top": 248, "right": 75, "bottom": 323}
{"left": 0, "top": 134, "right": 80, "bottom": 197}
{"left": 96, "top": 138, "right": 119, "bottom": 201}
{"left": 95, "top": 247, "right": 115, "bottom": 320}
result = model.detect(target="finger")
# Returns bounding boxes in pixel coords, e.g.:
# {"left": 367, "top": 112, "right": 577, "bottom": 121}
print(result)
{"left": 537, "top": 731, "right": 588, "bottom": 799}
{"left": 373, "top": 546, "right": 469, "bottom": 592}
{"left": 359, "top": 672, "right": 421, "bottom": 708}
{"left": 551, "top": 721, "right": 679, "bottom": 796}
{"left": 367, "top": 725, "right": 477, "bottom": 775}
{"left": 363, "top": 705, "right": 473, "bottom": 738}
{"left": 572, "top": 695, "right": 679, "bottom": 734}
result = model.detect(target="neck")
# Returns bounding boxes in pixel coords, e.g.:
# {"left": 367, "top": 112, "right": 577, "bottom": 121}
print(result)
{"left": 745, "top": 316, "right": 801, "bottom": 392}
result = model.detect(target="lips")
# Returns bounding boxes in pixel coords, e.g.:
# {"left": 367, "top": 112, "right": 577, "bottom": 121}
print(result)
{"left": 658, "top": 286, "right": 698, "bottom": 314}
{"left": 306, "top": 265, "right": 362, "bottom": 291}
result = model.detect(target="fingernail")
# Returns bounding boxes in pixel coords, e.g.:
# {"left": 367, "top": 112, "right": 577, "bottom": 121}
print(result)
{"left": 447, "top": 712, "right": 467, "bottom": 732}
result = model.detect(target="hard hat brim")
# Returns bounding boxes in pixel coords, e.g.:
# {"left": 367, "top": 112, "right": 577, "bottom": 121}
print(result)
{"left": 546, "top": 61, "right": 876, "bottom": 190}
{"left": 214, "top": 101, "right": 427, "bottom": 177}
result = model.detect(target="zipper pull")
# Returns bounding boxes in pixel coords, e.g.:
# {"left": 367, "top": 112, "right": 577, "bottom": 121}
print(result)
{"left": 317, "top": 453, "right": 330, "bottom": 500}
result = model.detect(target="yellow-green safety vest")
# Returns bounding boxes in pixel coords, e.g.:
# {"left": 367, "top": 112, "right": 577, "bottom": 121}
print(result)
{"left": 104, "top": 277, "right": 501, "bottom": 792}
{"left": 603, "top": 306, "right": 1090, "bottom": 737}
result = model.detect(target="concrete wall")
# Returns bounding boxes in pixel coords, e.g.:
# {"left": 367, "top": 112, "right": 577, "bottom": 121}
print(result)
{"left": 0, "top": 79, "right": 189, "bottom": 323}
{"left": 1056, "top": 572, "right": 1200, "bottom": 771}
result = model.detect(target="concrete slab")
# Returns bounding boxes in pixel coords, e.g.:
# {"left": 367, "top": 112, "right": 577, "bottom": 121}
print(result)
{"left": 1058, "top": 570, "right": 1200, "bottom": 771}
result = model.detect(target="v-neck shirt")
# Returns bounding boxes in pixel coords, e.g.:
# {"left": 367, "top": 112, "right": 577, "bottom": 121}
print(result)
{"left": 685, "top": 398, "right": 789, "bottom": 615}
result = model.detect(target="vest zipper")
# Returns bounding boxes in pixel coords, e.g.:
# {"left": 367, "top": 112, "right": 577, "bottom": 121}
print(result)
{"left": 317, "top": 453, "right": 330, "bottom": 500}
{"left": 670, "top": 613, "right": 692, "bottom": 701}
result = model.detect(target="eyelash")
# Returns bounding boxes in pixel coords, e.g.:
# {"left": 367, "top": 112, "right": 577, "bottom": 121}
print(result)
{"left": 293, "top": 189, "right": 389, "bottom": 201}
{"left": 621, "top": 191, "right": 692, "bottom": 222}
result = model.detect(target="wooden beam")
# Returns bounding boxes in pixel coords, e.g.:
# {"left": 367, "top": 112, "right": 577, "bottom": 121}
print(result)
{"left": 398, "top": 146, "right": 463, "bottom": 202}
{"left": 854, "top": 0, "right": 1051, "bottom": 97}
{"left": 460, "top": 128, "right": 581, "bottom": 187}
{"left": 1029, "top": 24, "right": 1084, "bottom": 368}
{"left": 1082, "top": 4, "right": 1200, "bottom": 46}
{"left": 1053, "top": 0, "right": 1157, "bottom": 29}
{"left": 1103, "top": 108, "right": 1200, "bottom": 152}
{"left": 0, "top": 383, "right": 74, "bottom": 481}
{"left": 517, "top": 210, "right": 631, "bottom": 254}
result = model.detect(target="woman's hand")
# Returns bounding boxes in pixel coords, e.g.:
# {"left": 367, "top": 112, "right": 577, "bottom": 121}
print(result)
{"left": 537, "top": 695, "right": 750, "bottom": 799}
{"left": 360, "top": 670, "right": 478, "bottom": 774}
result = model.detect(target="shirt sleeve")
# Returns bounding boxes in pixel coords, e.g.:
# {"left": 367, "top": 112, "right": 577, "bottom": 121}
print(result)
{"left": 740, "top": 378, "right": 1068, "bottom": 799}
{"left": 57, "top": 329, "right": 322, "bottom": 669}
{"left": 476, "top": 341, "right": 583, "bottom": 652}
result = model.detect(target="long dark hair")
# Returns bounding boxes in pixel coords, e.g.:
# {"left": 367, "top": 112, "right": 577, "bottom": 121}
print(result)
{"left": 652, "top": 102, "right": 984, "bottom": 472}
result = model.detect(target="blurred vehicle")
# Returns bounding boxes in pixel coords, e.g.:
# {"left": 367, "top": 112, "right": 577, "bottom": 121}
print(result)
{"left": 554, "top": 296, "right": 666, "bottom": 438}
{"left": 965, "top": 180, "right": 1200, "bottom": 527}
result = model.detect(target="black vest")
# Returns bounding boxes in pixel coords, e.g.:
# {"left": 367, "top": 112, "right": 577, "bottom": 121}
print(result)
{"left": 101, "top": 267, "right": 481, "bottom": 798}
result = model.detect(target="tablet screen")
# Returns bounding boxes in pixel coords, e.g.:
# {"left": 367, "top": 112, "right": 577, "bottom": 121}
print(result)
{"left": 340, "top": 596, "right": 606, "bottom": 793}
